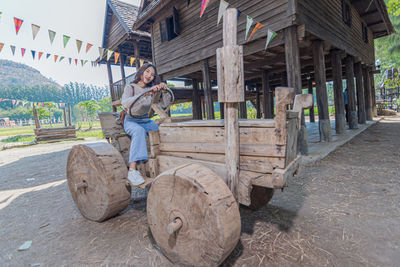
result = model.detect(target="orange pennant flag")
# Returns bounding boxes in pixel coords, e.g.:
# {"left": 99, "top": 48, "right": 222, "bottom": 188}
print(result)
{"left": 14, "top": 17, "right": 24, "bottom": 35}
{"left": 0, "top": 43, "right": 4, "bottom": 54}
{"left": 248, "top": 22, "right": 263, "bottom": 41}
{"left": 86, "top": 43, "right": 93, "bottom": 53}
{"left": 38, "top": 52, "right": 43, "bottom": 60}
{"left": 21, "top": 48, "right": 26, "bottom": 57}
{"left": 114, "top": 52, "right": 120, "bottom": 64}
{"left": 54, "top": 55, "right": 58, "bottom": 62}
{"left": 130, "top": 56, "right": 135, "bottom": 66}
{"left": 200, "top": 0, "right": 210, "bottom": 17}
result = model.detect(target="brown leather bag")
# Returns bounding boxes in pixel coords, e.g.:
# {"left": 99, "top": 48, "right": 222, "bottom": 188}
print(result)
{"left": 119, "top": 85, "right": 135, "bottom": 129}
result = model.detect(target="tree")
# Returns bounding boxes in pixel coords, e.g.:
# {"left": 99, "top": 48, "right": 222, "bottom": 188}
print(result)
{"left": 77, "top": 100, "right": 100, "bottom": 128}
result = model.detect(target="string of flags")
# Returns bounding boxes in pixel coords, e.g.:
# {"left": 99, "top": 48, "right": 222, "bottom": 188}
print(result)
{"left": 194, "top": 0, "right": 278, "bottom": 50}
{"left": 0, "top": 11, "right": 142, "bottom": 67}
{"left": 0, "top": 98, "right": 68, "bottom": 108}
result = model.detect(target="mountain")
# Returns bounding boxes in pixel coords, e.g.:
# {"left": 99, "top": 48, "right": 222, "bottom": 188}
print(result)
{"left": 0, "top": 59, "right": 61, "bottom": 89}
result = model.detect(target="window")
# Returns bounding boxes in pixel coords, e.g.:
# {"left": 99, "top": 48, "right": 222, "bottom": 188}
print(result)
{"left": 341, "top": 0, "right": 352, "bottom": 27}
{"left": 362, "top": 23, "right": 368, "bottom": 43}
{"left": 159, "top": 7, "right": 181, "bottom": 42}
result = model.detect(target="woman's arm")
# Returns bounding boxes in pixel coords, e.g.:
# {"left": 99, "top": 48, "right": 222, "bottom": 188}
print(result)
{"left": 121, "top": 83, "right": 140, "bottom": 109}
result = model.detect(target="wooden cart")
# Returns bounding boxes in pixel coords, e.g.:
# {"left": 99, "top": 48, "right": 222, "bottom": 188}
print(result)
{"left": 66, "top": 9, "right": 312, "bottom": 266}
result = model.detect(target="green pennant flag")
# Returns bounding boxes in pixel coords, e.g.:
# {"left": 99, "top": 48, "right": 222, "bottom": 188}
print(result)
{"left": 48, "top": 30, "right": 56, "bottom": 44}
{"left": 265, "top": 29, "right": 277, "bottom": 50}
{"left": 63, "top": 35, "right": 70, "bottom": 48}
{"left": 76, "top": 39, "right": 82, "bottom": 53}
{"left": 98, "top": 47, "right": 105, "bottom": 59}
{"left": 106, "top": 49, "right": 113, "bottom": 61}
{"left": 59, "top": 56, "right": 65, "bottom": 62}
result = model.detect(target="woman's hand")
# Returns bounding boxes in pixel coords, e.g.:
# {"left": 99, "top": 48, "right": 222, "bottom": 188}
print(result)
{"left": 149, "top": 83, "right": 168, "bottom": 94}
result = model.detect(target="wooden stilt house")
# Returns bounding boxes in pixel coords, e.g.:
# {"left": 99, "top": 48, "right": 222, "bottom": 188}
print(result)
{"left": 133, "top": 0, "right": 393, "bottom": 151}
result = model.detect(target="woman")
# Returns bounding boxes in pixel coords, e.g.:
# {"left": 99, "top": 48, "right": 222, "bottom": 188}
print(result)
{"left": 121, "top": 63, "right": 167, "bottom": 186}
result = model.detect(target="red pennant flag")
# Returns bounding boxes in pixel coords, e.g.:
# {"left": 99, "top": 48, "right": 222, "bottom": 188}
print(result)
{"left": 38, "top": 52, "right": 43, "bottom": 60}
{"left": 248, "top": 22, "right": 263, "bottom": 41}
{"left": 74, "top": 59, "right": 78, "bottom": 65}
{"left": 86, "top": 43, "right": 93, "bottom": 53}
{"left": 14, "top": 17, "right": 24, "bottom": 35}
{"left": 200, "top": 0, "right": 210, "bottom": 17}
{"left": 54, "top": 55, "right": 58, "bottom": 62}
{"left": 0, "top": 43, "right": 4, "bottom": 54}
{"left": 114, "top": 52, "right": 120, "bottom": 64}
{"left": 21, "top": 48, "right": 26, "bottom": 57}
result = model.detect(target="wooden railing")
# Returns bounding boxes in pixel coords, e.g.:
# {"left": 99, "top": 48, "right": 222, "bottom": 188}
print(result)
{"left": 111, "top": 73, "right": 135, "bottom": 103}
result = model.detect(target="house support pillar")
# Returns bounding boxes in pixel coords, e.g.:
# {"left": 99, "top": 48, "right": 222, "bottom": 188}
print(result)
{"left": 345, "top": 55, "right": 358, "bottom": 129}
{"left": 354, "top": 62, "right": 366, "bottom": 124}
{"left": 330, "top": 49, "right": 346, "bottom": 134}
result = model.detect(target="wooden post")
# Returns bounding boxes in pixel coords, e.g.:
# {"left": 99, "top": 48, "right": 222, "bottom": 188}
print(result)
{"left": 106, "top": 61, "right": 117, "bottom": 112}
{"left": 63, "top": 106, "right": 67, "bottom": 127}
{"left": 363, "top": 66, "right": 373, "bottom": 120}
{"left": 312, "top": 40, "right": 332, "bottom": 142}
{"left": 218, "top": 8, "right": 242, "bottom": 200}
{"left": 201, "top": 60, "right": 215, "bottom": 120}
{"left": 370, "top": 71, "right": 377, "bottom": 117}
{"left": 262, "top": 70, "right": 273, "bottom": 119}
{"left": 330, "top": 49, "right": 346, "bottom": 134}
{"left": 354, "top": 62, "right": 366, "bottom": 124}
{"left": 345, "top": 55, "right": 358, "bottom": 129}
{"left": 269, "top": 90, "right": 274, "bottom": 117}
{"left": 192, "top": 79, "right": 202, "bottom": 120}
{"left": 220, "top": 103, "right": 225, "bottom": 119}
{"left": 134, "top": 45, "right": 141, "bottom": 69}
{"left": 308, "top": 79, "right": 315, "bottom": 122}
{"left": 285, "top": 25, "right": 308, "bottom": 154}
{"left": 239, "top": 101, "right": 247, "bottom": 119}
{"left": 120, "top": 55, "right": 126, "bottom": 89}
{"left": 67, "top": 103, "right": 72, "bottom": 126}
{"left": 256, "top": 86, "right": 261, "bottom": 119}
{"left": 33, "top": 105, "right": 41, "bottom": 129}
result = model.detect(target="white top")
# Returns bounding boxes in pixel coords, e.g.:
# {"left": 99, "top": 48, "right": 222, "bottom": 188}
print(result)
{"left": 121, "top": 83, "right": 152, "bottom": 116}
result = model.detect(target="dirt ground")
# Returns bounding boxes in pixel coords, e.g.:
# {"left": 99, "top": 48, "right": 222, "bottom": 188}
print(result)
{"left": 0, "top": 117, "right": 399, "bottom": 267}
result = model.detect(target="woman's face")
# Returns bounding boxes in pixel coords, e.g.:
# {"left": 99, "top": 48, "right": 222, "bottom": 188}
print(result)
{"left": 141, "top": 66, "right": 155, "bottom": 84}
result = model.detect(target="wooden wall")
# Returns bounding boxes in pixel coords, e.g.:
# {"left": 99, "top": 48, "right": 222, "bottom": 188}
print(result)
{"left": 105, "top": 11, "right": 126, "bottom": 49}
{"left": 296, "top": 0, "right": 375, "bottom": 64}
{"left": 151, "top": 0, "right": 292, "bottom": 76}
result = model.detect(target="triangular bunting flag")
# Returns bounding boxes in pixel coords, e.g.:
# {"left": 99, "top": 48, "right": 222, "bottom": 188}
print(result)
{"left": 200, "top": 0, "right": 210, "bottom": 17}
{"left": 48, "top": 30, "right": 56, "bottom": 44}
{"left": 0, "top": 11, "right": 2, "bottom": 22}
{"left": 114, "top": 52, "right": 120, "bottom": 64}
{"left": 98, "top": 47, "right": 105, "bottom": 59}
{"left": 140, "top": 59, "right": 144, "bottom": 67}
{"left": 14, "top": 17, "right": 23, "bottom": 35}
{"left": 54, "top": 55, "right": 58, "bottom": 62}
{"left": 248, "top": 22, "right": 263, "bottom": 41}
{"left": 106, "top": 49, "right": 113, "bottom": 61}
{"left": 76, "top": 40, "right": 82, "bottom": 53}
{"left": 86, "top": 43, "right": 93, "bottom": 53}
{"left": 21, "top": 48, "right": 26, "bottom": 57}
{"left": 84, "top": 60, "right": 88, "bottom": 65}
{"left": 81, "top": 60, "right": 84, "bottom": 66}
{"left": 237, "top": 10, "right": 241, "bottom": 18}
{"left": 10, "top": 45, "right": 16, "bottom": 55}
{"left": 265, "top": 29, "right": 277, "bottom": 50}
{"left": 31, "top": 50, "right": 36, "bottom": 59}
{"left": 68, "top": 58, "right": 72, "bottom": 65}
{"left": 217, "top": 0, "right": 229, "bottom": 25}
{"left": 74, "top": 59, "right": 78, "bottom": 65}
{"left": 46, "top": 53, "right": 51, "bottom": 59}
{"left": 59, "top": 56, "right": 65, "bottom": 62}
{"left": 130, "top": 56, "right": 135, "bottom": 66}
{"left": 38, "top": 52, "right": 43, "bottom": 60}
{"left": 0, "top": 43, "right": 4, "bottom": 54}
{"left": 245, "top": 16, "right": 254, "bottom": 40}
{"left": 63, "top": 35, "right": 70, "bottom": 48}
{"left": 31, "top": 24, "right": 40, "bottom": 40}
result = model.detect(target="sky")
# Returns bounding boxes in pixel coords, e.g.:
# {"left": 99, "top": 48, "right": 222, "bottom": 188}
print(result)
{"left": 0, "top": 0, "right": 141, "bottom": 87}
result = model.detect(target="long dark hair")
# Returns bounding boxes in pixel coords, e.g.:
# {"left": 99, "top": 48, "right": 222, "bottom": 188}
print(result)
{"left": 132, "top": 63, "right": 161, "bottom": 87}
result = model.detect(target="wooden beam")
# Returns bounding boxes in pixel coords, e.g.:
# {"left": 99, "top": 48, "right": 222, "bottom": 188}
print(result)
{"left": 33, "top": 105, "right": 41, "bottom": 129}
{"left": 345, "top": 55, "right": 358, "bottom": 129}
{"left": 106, "top": 61, "right": 117, "bottom": 112}
{"left": 363, "top": 66, "right": 373, "bottom": 120}
{"left": 354, "top": 62, "right": 366, "bottom": 124}
{"left": 307, "top": 79, "right": 315, "bottom": 123}
{"left": 312, "top": 40, "right": 332, "bottom": 142}
{"left": 370, "top": 71, "right": 377, "bottom": 117}
{"left": 201, "top": 59, "right": 215, "bottom": 120}
{"left": 330, "top": 49, "right": 346, "bottom": 134}
{"left": 262, "top": 70, "right": 273, "bottom": 119}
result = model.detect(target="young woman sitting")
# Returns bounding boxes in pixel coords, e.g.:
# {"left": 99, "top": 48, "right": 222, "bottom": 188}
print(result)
{"left": 121, "top": 63, "right": 167, "bottom": 186}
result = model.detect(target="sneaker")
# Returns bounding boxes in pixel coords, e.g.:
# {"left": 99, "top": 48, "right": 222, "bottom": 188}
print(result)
{"left": 127, "top": 169, "right": 145, "bottom": 186}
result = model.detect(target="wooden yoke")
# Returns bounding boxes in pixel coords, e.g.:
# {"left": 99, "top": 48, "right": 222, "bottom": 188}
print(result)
{"left": 216, "top": 8, "right": 244, "bottom": 200}
{"left": 293, "top": 94, "right": 313, "bottom": 128}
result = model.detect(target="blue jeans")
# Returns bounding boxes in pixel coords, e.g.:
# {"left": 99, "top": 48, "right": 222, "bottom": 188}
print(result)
{"left": 123, "top": 115, "right": 159, "bottom": 164}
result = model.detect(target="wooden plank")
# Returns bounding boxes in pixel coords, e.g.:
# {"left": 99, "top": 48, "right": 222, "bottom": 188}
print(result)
{"left": 192, "top": 79, "right": 202, "bottom": 119}
{"left": 160, "top": 119, "right": 275, "bottom": 128}
{"left": 345, "top": 55, "right": 358, "bottom": 129}
{"left": 201, "top": 59, "right": 215, "bottom": 119}
{"left": 98, "top": 112, "right": 125, "bottom": 138}
{"left": 330, "top": 49, "right": 346, "bottom": 134}
{"left": 159, "top": 142, "right": 286, "bottom": 158}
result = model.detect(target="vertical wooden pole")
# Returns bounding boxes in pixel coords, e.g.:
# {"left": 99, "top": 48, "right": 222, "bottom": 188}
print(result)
{"left": 345, "top": 55, "right": 358, "bottom": 129}
{"left": 67, "top": 103, "right": 72, "bottom": 126}
{"left": 223, "top": 8, "right": 239, "bottom": 199}
{"left": 120, "top": 55, "right": 126, "bottom": 89}
{"left": 256, "top": 86, "right": 261, "bottom": 119}
{"left": 363, "top": 66, "right": 373, "bottom": 120}
{"left": 308, "top": 79, "right": 315, "bottom": 122}
{"left": 134, "top": 45, "right": 141, "bottom": 69}
{"left": 192, "top": 79, "right": 202, "bottom": 120}
{"left": 262, "top": 70, "right": 273, "bottom": 119}
{"left": 220, "top": 103, "right": 225, "bottom": 119}
{"left": 312, "top": 40, "right": 332, "bottom": 141}
{"left": 370, "top": 71, "right": 377, "bottom": 117}
{"left": 239, "top": 100, "right": 247, "bottom": 119}
{"left": 201, "top": 60, "right": 215, "bottom": 120}
{"left": 33, "top": 106, "right": 41, "bottom": 129}
{"left": 330, "top": 49, "right": 346, "bottom": 134}
{"left": 106, "top": 61, "right": 117, "bottom": 112}
{"left": 354, "top": 62, "right": 366, "bottom": 124}
{"left": 285, "top": 25, "right": 308, "bottom": 154}
{"left": 269, "top": 90, "right": 274, "bottom": 117}
{"left": 63, "top": 106, "right": 67, "bottom": 127}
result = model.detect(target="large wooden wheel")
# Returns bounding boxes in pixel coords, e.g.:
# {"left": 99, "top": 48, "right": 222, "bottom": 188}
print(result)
{"left": 147, "top": 164, "right": 241, "bottom": 266}
{"left": 248, "top": 186, "right": 275, "bottom": 211}
{"left": 66, "top": 142, "right": 131, "bottom": 222}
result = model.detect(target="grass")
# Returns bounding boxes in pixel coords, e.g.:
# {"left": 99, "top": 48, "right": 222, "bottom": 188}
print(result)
{"left": 1, "top": 135, "right": 36, "bottom": 143}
